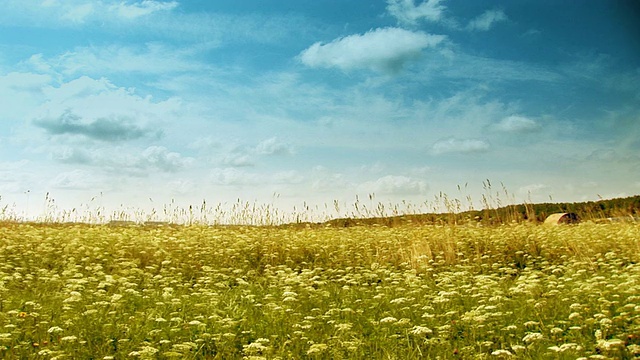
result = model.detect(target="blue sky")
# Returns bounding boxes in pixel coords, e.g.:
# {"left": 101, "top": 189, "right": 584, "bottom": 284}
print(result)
{"left": 1, "top": 0, "right": 639, "bottom": 221}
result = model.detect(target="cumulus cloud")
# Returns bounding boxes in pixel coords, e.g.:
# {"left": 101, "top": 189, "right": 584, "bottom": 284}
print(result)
{"left": 386, "top": 0, "right": 446, "bottom": 26}
{"left": 432, "top": 137, "right": 490, "bottom": 154}
{"left": 34, "top": 110, "right": 147, "bottom": 142}
{"left": 0, "top": 72, "right": 52, "bottom": 92}
{"left": 494, "top": 115, "right": 540, "bottom": 133}
{"left": 26, "top": 76, "right": 178, "bottom": 145}
{"left": 299, "top": 27, "right": 445, "bottom": 73}
{"left": 467, "top": 9, "right": 507, "bottom": 31}
{"left": 140, "top": 146, "right": 193, "bottom": 172}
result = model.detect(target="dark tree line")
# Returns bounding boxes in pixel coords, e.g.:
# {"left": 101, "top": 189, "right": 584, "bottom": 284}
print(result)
{"left": 313, "top": 195, "right": 640, "bottom": 227}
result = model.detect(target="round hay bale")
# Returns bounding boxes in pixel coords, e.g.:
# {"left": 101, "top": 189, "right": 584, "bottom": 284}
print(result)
{"left": 544, "top": 212, "right": 580, "bottom": 225}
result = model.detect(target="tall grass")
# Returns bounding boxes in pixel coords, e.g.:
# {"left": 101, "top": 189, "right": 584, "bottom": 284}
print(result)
{"left": 5, "top": 189, "right": 637, "bottom": 227}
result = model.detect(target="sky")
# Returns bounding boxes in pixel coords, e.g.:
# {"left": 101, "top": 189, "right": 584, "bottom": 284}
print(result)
{"left": 1, "top": 0, "right": 639, "bottom": 222}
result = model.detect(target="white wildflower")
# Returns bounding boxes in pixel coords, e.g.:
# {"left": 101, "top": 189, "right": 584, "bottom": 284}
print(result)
{"left": 522, "top": 332, "right": 543, "bottom": 343}
{"left": 491, "top": 349, "right": 513, "bottom": 357}
{"left": 380, "top": 316, "right": 398, "bottom": 323}
{"left": 306, "top": 343, "right": 328, "bottom": 355}
{"left": 410, "top": 326, "right": 433, "bottom": 336}
{"left": 47, "top": 326, "right": 64, "bottom": 334}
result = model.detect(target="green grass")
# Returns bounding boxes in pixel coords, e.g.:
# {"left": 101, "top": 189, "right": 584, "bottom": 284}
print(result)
{"left": 0, "top": 222, "right": 639, "bottom": 359}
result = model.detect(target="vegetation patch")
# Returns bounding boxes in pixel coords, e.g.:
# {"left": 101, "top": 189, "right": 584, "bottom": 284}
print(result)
{"left": 1, "top": 222, "right": 639, "bottom": 358}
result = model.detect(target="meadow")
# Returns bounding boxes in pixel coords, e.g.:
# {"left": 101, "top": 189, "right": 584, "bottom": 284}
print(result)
{"left": 0, "top": 221, "right": 639, "bottom": 359}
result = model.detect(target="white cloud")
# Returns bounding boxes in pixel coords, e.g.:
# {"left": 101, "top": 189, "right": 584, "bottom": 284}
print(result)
{"left": 432, "top": 137, "right": 490, "bottom": 154}
{"left": 358, "top": 175, "right": 428, "bottom": 195}
{"left": 140, "top": 146, "right": 193, "bottom": 172}
{"left": 28, "top": 76, "right": 180, "bottom": 143}
{"left": 272, "top": 170, "right": 304, "bottom": 184}
{"left": 1, "top": 0, "right": 177, "bottom": 25}
{"left": 0, "top": 1, "right": 304, "bottom": 48}
{"left": 386, "top": 0, "right": 445, "bottom": 26}
{"left": 299, "top": 27, "right": 446, "bottom": 73}
{"left": 221, "top": 152, "right": 254, "bottom": 167}
{"left": 518, "top": 183, "right": 548, "bottom": 195}
{"left": 50, "top": 145, "right": 193, "bottom": 173}
{"left": 167, "top": 179, "right": 195, "bottom": 195}
{"left": 310, "top": 168, "right": 351, "bottom": 192}
{"left": 49, "top": 169, "right": 102, "bottom": 190}
{"left": 34, "top": 111, "right": 149, "bottom": 142}
{"left": 209, "top": 168, "right": 302, "bottom": 186}
{"left": 408, "top": 47, "right": 561, "bottom": 83}
{"left": 209, "top": 138, "right": 293, "bottom": 167}
{"left": 255, "top": 137, "right": 293, "bottom": 156}
{"left": 48, "top": 43, "right": 207, "bottom": 76}
{"left": 0, "top": 72, "right": 52, "bottom": 121}
{"left": 110, "top": 1, "right": 179, "bottom": 19}
{"left": 494, "top": 115, "right": 540, "bottom": 133}
{"left": 467, "top": 9, "right": 507, "bottom": 31}
{"left": 585, "top": 148, "right": 640, "bottom": 164}
{"left": 0, "top": 72, "right": 52, "bottom": 91}
{"left": 61, "top": 3, "right": 95, "bottom": 24}
{"left": 0, "top": 161, "right": 30, "bottom": 194}
{"left": 52, "top": 147, "right": 93, "bottom": 164}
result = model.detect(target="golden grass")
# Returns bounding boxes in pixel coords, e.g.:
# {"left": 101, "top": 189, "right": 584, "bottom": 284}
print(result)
{"left": 0, "top": 221, "right": 639, "bottom": 358}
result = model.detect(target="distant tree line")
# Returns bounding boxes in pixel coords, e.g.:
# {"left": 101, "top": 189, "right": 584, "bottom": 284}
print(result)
{"left": 315, "top": 195, "right": 640, "bottom": 227}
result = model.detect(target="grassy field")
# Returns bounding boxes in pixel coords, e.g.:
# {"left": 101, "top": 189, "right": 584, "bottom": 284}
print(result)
{"left": 0, "top": 221, "right": 639, "bottom": 359}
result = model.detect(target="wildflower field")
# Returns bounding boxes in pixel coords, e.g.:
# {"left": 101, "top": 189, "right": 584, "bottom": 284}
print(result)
{"left": 0, "top": 221, "right": 639, "bottom": 359}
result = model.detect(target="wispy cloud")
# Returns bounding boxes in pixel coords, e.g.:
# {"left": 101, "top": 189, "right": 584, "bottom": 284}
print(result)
{"left": 433, "top": 53, "right": 560, "bottom": 83}
{"left": 466, "top": 9, "right": 507, "bottom": 31}
{"left": 109, "top": 0, "right": 179, "bottom": 19}
{"left": 59, "top": 3, "right": 95, "bottom": 24}
{"left": 52, "top": 145, "right": 193, "bottom": 173}
{"left": 49, "top": 169, "right": 103, "bottom": 190}
{"left": 518, "top": 183, "right": 548, "bottom": 196}
{"left": 358, "top": 175, "right": 428, "bottom": 195}
{"left": 1, "top": 1, "right": 303, "bottom": 50}
{"left": 40, "top": 43, "right": 209, "bottom": 76}
{"left": 432, "top": 137, "right": 490, "bottom": 155}
{"left": 493, "top": 115, "right": 540, "bottom": 133}
{"left": 223, "top": 138, "right": 294, "bottom": 167}
{"left": 299, "top": 27, "right": 445, "bottom": 73}
{"left": 209, "top": 168, "right": 303, "bottom": 186}
{"left": 386, "top": 0, "right": 446, "bottom": 26}
{"left": 4, "top": 0, "right": 179, "bottom": 25}
{"left": 255, "top": 137, "right": 294, "bottom": 156}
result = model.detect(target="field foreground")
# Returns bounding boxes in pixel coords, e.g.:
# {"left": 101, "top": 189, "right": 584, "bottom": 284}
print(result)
{"left": 0, "top": 222, "right": 639, "bottom": 359}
